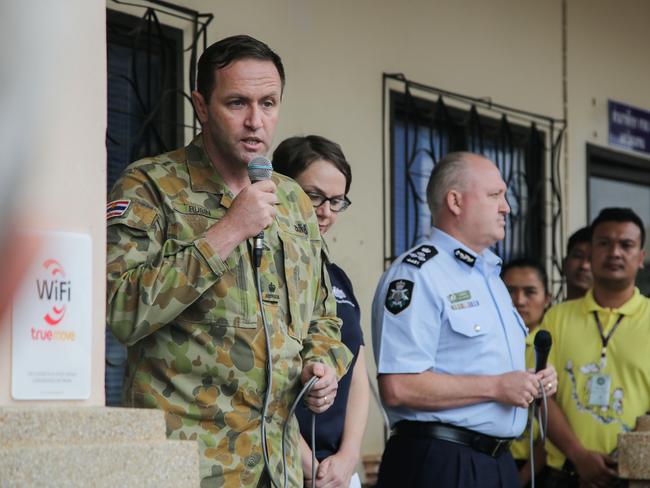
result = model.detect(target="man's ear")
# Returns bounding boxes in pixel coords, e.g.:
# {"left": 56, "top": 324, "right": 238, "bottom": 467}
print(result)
{"left": 446, "top": 190, "right": 463, "bottom": 216}
{"left": 191, "top": 90, "right": 208, "bottom": 125}
{"left": 544, "top": 293, "right": 552, "bottom": 309}
{"left": 638, "top": 248, "right": 646, "bottom": 269}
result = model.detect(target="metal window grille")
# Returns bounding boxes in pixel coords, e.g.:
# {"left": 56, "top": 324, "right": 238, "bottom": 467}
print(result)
{"left": 105, "top": 1, "right": 213, "bottom": 406}
{"left": 383, "top": 74, "right": 566, "bottom": 292}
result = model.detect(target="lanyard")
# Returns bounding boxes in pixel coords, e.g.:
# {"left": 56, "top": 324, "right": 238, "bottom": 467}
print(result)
{"left": 593, "top": 311, "right": 624, "bottom": 369}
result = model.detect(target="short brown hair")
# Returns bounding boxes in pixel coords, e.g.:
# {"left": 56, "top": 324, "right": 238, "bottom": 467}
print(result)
{"left": 272, "top": 135, "right": 351, "bottom": 194}
{"left": 196, "top": 34, "right": 285, "bottom": 102}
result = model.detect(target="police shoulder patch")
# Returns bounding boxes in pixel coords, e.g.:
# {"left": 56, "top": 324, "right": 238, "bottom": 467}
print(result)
{"left": 385, "top": 279, "right": 414, "bottom": 315}
{"left": 402, "top": 245, "right": 438, "bottom": 268}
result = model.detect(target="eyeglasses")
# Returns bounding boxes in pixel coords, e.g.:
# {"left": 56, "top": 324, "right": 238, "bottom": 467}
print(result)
{"left": 305, "top": 191, "right": 351, "bottom": 213}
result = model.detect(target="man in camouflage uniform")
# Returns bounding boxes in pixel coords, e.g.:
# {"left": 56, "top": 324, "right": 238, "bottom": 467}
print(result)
{"left": 106, "top": 35, "right": 352, "bottom": 488}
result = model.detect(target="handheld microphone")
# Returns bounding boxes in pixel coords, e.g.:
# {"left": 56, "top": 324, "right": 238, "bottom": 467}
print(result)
{"left": 534, "top": 330, "right": 552, "bottom": 408}
{"left": 247, "top": 156, "right": 273, "bottom": 267}
{"left": 534, "top": 330, "right": 552, "bottom": 373}
{"left": 531, "top": 330, "right": 553, "bottom": 479}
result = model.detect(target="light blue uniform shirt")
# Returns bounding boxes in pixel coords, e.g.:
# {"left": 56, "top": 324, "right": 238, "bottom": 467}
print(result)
{"left": 371, "top": 228, "right": 528, "bottom": 438}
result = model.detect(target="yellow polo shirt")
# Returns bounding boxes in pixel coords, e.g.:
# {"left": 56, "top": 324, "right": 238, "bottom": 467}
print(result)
{"left": 541, "top": 288, "right": 650, "bottom": 469}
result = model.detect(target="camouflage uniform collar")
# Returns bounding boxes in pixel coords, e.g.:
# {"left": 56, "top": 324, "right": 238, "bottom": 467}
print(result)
{"left": 185, "top": 134, "right": 234, "bottom": 206}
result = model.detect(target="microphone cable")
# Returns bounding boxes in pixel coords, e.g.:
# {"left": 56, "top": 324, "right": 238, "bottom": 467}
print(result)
{"left": 253, "top": 253, "right": 320, "bottom": 488}
{"left": 528, "top": 377, "right": 549, "bottom": 488}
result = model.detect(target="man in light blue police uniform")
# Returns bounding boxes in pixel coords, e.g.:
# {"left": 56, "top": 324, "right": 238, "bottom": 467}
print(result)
{"left": 371, "top": 152, "right": 558, "bottom": 488}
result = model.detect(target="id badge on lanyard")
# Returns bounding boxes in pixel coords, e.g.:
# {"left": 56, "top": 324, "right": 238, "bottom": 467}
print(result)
{"left": 587, "top": 312, "right": 623, "bottom": 408}
{"left": 588, "top": 374, "right": 612, "bottom": 407}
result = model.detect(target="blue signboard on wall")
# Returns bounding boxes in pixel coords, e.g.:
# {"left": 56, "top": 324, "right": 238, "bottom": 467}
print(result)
{"left": 609, "top": 100, "right": 650, "bottom": 156}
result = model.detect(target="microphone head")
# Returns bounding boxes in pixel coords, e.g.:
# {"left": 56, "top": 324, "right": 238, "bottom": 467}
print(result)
{"left": 248, "top": 156, "right": 273, "bottom": 183}
{"left": 534, "top": 329, "right": 552, "bottom": 352}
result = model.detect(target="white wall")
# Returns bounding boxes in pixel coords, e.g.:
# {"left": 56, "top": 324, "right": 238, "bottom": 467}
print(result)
{"left": 0, "top": 0, "right": 107, "bottom": 406}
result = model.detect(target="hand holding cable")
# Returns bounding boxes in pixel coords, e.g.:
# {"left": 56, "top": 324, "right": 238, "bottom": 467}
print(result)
{"left": 301, "top": 363, "right": 338, "bottom": 414}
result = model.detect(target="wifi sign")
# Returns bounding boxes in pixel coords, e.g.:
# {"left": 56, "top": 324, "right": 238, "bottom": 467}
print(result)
{"left": 36, "top": 259, "right": 71, "bottom": 326}
{"left": 12, "top": 230, "right": 92, "bottom": 400}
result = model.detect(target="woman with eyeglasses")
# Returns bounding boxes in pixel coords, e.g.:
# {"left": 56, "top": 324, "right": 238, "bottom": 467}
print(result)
{"left": 272, "top": 135, "right": 368, "bottom": 488}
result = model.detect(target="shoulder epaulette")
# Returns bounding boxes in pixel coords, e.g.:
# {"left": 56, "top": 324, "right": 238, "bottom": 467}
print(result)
{"left": 402, "top": 245, "right": 438, "bottom": 268}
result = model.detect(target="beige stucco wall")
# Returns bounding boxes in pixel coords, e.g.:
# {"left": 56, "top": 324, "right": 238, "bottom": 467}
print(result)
{"left": 565, "top": 0, "right": 650, "bottom": 233}
{"left": 0, "top": 1, "right": 107, "bottom": 405}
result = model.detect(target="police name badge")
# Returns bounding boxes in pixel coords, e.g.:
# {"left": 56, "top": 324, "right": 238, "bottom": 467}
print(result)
{"left": 385, "top": 279, "right": 414, "bottom": 315}
{"left": 588, "top": 374, "right": 612, "bottom": 407}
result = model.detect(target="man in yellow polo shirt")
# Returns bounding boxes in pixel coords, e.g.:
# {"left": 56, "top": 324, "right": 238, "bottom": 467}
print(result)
{"left": 542, "top": 207, "right": 649, "bottom": 487}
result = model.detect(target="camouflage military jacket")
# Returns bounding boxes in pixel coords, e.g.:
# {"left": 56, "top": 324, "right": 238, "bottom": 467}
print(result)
{"left": 106, "top": 134, "right": 352, "bottom": 487}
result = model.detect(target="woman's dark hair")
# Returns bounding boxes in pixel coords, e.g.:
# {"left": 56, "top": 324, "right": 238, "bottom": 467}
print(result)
{"left": 501, "top": 258, "right": 549, "bottom": 294}
{"left": 272, "top": 135, "right": 352, "bottom": 194}
{"left": 197, "top": 34, "right": 285, "bottom": 101}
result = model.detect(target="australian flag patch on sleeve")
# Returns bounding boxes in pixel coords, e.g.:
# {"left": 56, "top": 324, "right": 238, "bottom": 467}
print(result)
{"left": 402, "top": 245, "right": 438, "bottom": 268}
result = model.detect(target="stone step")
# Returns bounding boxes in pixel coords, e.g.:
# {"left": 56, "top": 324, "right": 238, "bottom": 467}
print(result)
{"left": 0, "top": 407, "right": 167, "bottom": 448}
{"left": 0, "top": 440, "right": 199, "bottom": 487}
{"left": 636, "top": 415, "right": 650, "bottom": 432}
{"left": 618, "top": 431, "right": 650, "bottom": 480}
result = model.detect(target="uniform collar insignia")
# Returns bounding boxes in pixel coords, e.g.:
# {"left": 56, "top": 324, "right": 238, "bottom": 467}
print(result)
{"left": 454, "top": 248, "right": 476, "bottom": 267}
{"left": 294, "top": 223, "right": 308, "bottom": 236}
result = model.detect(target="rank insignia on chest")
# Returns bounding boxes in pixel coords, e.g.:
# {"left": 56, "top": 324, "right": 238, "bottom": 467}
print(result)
{"left": 403, "top": 245, "right": 438, "bottom": 268}
{"left": 294, "top": 223, "right": 309, "bottom": 236}
{"left": 385, "top": 279, "right": 414, "bottom": 315}
{"left": 454, "top": 248, "right": 476, "bottom": 267}
{"left": 263, "top": 281, "right": 280, "bottom": 303}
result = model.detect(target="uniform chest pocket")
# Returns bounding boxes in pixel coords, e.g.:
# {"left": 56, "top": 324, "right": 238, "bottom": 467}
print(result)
{"left": 178, "top": 244, "right": 258, "bottom": 329}
{"left": 167, "top": 203, "right": 223, "bottom": 242}
{"left": 448, "top": 313, "right": 489, "bottom": 338}
{"left": 278, "top": 226, "right": 316, "bottom": 342}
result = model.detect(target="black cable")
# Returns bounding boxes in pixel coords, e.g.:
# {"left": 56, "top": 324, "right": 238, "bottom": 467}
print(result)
{"left": 311, "top": 414, "right": 317, "bottom": 487}
{"left": 282, "top": 376, "right": 319, "bottom": 488}
{"left": 529, "top": 377, "right": 549, "bottom": 488}
{"left": 256, "top": 268, "right": 278, "bottom": 487}
{"left": 254, "top": 256, "right": 321, "bottom": 488}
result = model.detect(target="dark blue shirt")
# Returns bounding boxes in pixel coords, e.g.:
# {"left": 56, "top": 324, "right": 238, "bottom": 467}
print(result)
{"left": 296, "top": 261, "right": 364, "bottom": 460}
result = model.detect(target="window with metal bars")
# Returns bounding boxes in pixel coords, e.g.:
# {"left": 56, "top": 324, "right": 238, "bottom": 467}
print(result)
{"left": 104, "top": 3, "right": 213, "bottom": 406}
{"left": 385, "top": 79, "right": 563, "bottom": 272}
